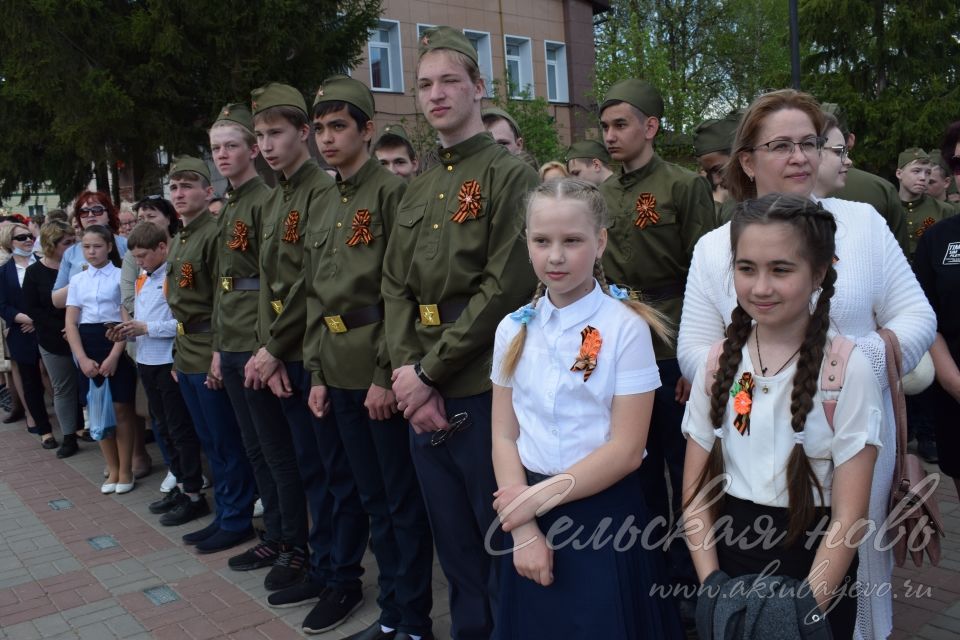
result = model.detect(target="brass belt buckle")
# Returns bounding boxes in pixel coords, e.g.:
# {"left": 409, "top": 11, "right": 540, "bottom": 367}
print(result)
{"left": 176, "top": 322, "right": 185, "bottom": 335}
{"left": 419, "top": 304, "right": 440, "bottom": 326}
{"left": 220, "top": 277, "right": 233, "bottom": 292}
{"left": 271, "top": 300, "right": 284, "bottom": 315}
{"left": 324, "top": 315, "right": 347, "bottom": 333}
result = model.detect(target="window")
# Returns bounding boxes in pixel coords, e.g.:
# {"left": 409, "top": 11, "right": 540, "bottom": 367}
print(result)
{"left": 417, "top": 23, "right": 435, "bottom": 40}
{"left": 544, "top": 41, "right": 569, "bottom": 103}
{"left": 463, "top": 30, "right": 494, "bottom": 97}
{"left": 369, "top": 19, "right": 403, "bottom": 92}
{"left": 28, "top": 204, "right": 45, "bottom": 217}
{"left": 504, "top": 35, "right": 533, "bottom": 98}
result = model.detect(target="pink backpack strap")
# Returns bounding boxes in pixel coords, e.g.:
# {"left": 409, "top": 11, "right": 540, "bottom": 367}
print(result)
{"left": 821, "top": 336, "right": 855, "bottom": 430}
{"left": 704, "top": 339, "right": 725, "bottom": 395}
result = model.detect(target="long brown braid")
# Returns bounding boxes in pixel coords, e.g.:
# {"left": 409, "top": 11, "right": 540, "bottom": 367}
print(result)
{"left": 592, "top": 260, "right": 674, "bottom": 347}
{"left": 686, "top": 194, "right": 839, "bottom": 544}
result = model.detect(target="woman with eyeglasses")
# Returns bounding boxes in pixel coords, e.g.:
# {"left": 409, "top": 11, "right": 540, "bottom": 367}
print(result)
{"left": 813, "top": 112, "right": 853, "bottom": 198}
{"left": 0, "top": 222, "right": 56, "bottom": 448}
{"left": 677, "top": 89, "right": 936, "bottom": 640}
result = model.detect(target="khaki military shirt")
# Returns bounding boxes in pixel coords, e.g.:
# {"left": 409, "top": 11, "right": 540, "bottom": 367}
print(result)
{"left": 258, "top": 160, "right": 334, "bottom": 362}
{"left": 216, "top": 176, "right": 273, "bottom": 353}
{"left": 166, "top": 211, "right": 220, "bottom": 374}
{"left": 835, "top": 167, "right": 909, "bottom": 257}
{"left": 305, "top": 158, "right": 406, "bottom": 390}
{"left": 599, "top": 153, "right": 715, "bottom": 360}
{"left": 383, "top": 132, "right": 539, "bottom": 398}
{"left": 902, "top": 194, "right": 956, "bottom": 258}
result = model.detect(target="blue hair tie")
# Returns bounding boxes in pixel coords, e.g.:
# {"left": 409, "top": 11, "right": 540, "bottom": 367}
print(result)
{"left": 510, "top": 304, "right": 537, "bottom": 326}
{"left": 609, "top": 284, "right": 630, "bottom": 301}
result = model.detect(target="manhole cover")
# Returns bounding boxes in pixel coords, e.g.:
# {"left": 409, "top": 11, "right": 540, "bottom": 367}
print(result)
{"left": 143, "top": 586, "right": 180, "bottom": 606}
{"left": 87, "top": 535, "right": 119, "bottom": 550}
{"left": 48, "top": 499, "right": 74, "bottom": 511}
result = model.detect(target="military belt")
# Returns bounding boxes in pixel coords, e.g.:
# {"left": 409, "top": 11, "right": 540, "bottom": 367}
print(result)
{"left": 629, "top": 282, "right": 686, "bottom": 303}
{"left": 417, "top": 299, "right": 468, "bottom": 326}
{"left": 176, "top": 320, "right": 212, "bottom": 335}
{"left": 220, "top": 276, "right": 260, "bottom": 292}
{"left": 322, "top": 302, "right": 385, "bottom": 334}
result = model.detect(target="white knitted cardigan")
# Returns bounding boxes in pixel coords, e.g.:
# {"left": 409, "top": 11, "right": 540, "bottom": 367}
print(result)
{"left": 677, "top": 196, "right": 937, "bottom": 640}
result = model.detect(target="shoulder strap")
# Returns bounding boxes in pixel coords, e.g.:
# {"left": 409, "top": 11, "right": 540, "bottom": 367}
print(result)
{"left": 820, "top": 335, "right": 855, "bottom": 430}
{"left": 704, "top": 339, "right": 725, "bottom": 395}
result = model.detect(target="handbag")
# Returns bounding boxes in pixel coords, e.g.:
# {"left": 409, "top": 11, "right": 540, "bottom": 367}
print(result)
{"left": 87, "top": 378, "right": 116, "bottom": 441}
{"left": 880, "top": 328, "right": 945, "bottom": 567}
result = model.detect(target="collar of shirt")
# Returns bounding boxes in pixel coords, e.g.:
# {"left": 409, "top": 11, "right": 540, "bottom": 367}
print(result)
{"left": 435, "top": 132, "right": 497, "bottom": 167}
{"left": 226, "top": 175, "right": 267, "bottom": 205}
{"left": 178, "top": 210, "right": 214, "bottom": 239}
{"left": 537, "top": 280, "right": 606, "bottom": 332}
{"left": 145, "top": 262, "right": 168, "bottom": 280}
{"left": 335, "top": 157, "right": 381, "bottom": 198}
{"left": 617, "top": 152, "right": 663, "bottom": 188}
{"left": 279, "top": 159, "right": 322, "bottom": 194}
{"left": 89, "top": 261, "right": 118, "bottom": 278}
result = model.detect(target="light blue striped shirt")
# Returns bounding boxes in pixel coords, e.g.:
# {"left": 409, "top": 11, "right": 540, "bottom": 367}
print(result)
{"left": 133, "top": 263, "right": 177, "bottom": 365}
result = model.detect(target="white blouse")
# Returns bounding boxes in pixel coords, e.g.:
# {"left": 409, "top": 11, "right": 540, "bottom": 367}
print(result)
{"left": 491, "top": 281, "right": 661, "bottom": 476}
{"left": 66, "top": 262, "right": 122, "bottom": 324}
{"left": 681, "top": 336, "right": 883, "bottom": 507}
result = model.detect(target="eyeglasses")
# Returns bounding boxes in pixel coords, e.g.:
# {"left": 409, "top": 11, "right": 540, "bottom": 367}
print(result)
{"left": 78, "top": 205, "right": 107, "bottom": 217}
{"left": 824, "top": 144, "right": 849, "bottom": 160}
{"left": 430, "top": 412, "right": 472, "bottom": 447}
{"left": 12, "top": 234, "right": 34, "bottom": 242}
{"left": 119, "top": 219, "right": 136, "bottom": 228}
{"left": 752, "top": 137, "right": 823, "bottom": 158}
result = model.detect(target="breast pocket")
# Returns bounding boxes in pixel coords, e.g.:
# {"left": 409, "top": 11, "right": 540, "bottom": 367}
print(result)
{"left": 397, "top": 204, "right": 437, "bottom": 258}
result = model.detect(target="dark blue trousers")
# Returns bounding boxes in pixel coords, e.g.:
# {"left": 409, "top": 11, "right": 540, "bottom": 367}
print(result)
{"left": 279, "top": 362, "right": 367, "bottom": 590}
{"left": 638, "top": 358, "right": 697, "bottom": 594}
{"left": 177, "top": 371, "right": 254, "bottom": 532}
{"left": 329, "top": 386, "right": 433, "bottom": 636}
{"left": 409, "top": 391, "right": 500, "bottom": 640}
{"left": 221, "top": 351, "right": 307, "bottom": 547}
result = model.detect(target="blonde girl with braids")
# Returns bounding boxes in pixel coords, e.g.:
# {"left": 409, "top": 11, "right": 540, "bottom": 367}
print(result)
{"left": 490, "top": 177, "right": 683, "bottom": 639}
{"left": 681, "top": 194, "right": 882, "bottom": 639}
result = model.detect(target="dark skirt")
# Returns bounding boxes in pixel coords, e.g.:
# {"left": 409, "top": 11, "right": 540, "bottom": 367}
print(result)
{"left": 496, "top": 470, "right": 684, "bottom": 640}
{"left": 716, "top": 495, "right": 859, "bottom": 640}
{"left": 78, "top": 323, "right": 136, "bottom": 404}
{"left": 930, "top": 381, "right": 960, "bottom": 477}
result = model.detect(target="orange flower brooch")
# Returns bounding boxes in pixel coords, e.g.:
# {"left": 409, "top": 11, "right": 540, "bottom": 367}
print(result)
{"left": 227, "top": 220, "right": 249, "bottom": 252}
{"left": 634, "top": 193, "right": 661, "bottom": 229}
{"left": 730, "top": 371, "right": 754, "bottom": 435}
{"left": 571, "top": 326, "right": 602, "bottom": 382}
{"left": 346, "top": 209, "right": 374, "bottom": 246}
{"left": 452, "top": 180, "right": 482, "bottom": 223}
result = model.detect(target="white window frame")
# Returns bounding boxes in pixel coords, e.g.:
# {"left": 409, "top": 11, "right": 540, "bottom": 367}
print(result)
{"left": 503, "top": 35, "right": 533, "bottom": 99}
{"left": 368, "top": 19, "right": 403, "bottom": 93}
{"left": 416, "top": 23, "right": 435, "bottom": 40}
{"left": 463, "top": 29, "right": 495, "bottom": 98}
{"left": 544, "top": 40, "right": 569, "bottom": 103}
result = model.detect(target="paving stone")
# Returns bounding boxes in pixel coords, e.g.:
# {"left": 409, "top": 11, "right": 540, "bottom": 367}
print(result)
{"left": 104, "top": 612, "right": 148, "bottom": 637}
{"left": 0, "top": 621, "right": 41, "bottom": 640}
{"left": 32, "top": 612, "right": 73, "bottom": 636}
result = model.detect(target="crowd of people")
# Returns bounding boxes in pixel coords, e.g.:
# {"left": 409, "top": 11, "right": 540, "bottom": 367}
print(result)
{"left": 3, "top": 23, "right": 958, "bottom": 640}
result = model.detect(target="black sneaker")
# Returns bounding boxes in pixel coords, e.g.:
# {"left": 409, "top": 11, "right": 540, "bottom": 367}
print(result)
{"left": 160, "top": 494, "right": 210, "bottom": 526}
{"left": 264, "top": 544, "right": 307, "bottom": 591}
{"left": 56, "top": 434, "right": 79, "bottom": 459}
{"left": 148, "top": 487, "right": 182, "bottom": 514}
{"left": 302, "top": 586, "right": 363, "bottom": 634}
{"left": 228, "top": 537, "right": 279, "bottom": 571}
{"left": 182, "top": 521, "right": 219, "bottom": 545}
{"left": 267, "top": 581, "right": 328, "bottom": 609}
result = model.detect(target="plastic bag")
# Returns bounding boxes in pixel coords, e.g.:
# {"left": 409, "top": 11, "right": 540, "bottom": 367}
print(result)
{"left": 87, "top": 379, "right": 116, "bottom": 440}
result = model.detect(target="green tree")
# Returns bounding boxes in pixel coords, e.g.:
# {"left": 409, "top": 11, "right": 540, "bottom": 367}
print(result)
{"left": 488, "top": 80, "right": 564, "bottom": 166}
{"left": 0, "top": 0, "right": 381, "bottom": 204}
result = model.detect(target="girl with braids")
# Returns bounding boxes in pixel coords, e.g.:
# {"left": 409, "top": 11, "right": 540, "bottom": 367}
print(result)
{"left": 490, "top": 178, "right": 683, "bottom": 639}
{"left": 681, "top": 194, "right": 882, "bottom": 639}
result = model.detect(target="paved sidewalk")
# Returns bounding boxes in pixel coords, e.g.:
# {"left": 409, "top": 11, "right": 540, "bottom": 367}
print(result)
{"left": 1, "top": 415, "right": 957, "bottom": 639}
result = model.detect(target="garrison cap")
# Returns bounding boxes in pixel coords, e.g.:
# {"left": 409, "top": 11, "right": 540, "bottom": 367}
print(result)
{"left": 213, "top": 103, "right": 255, "bottom": 135}
{"left": 377, "top": 123, "right": 411, "bottom": 143}
{"left": 418, "top": 26, "right": 478, "bottom": 65}
{"left": 169, "top": 155, "right": 211, "bottom": 183}
{"left": 929, "top": 151, "right": 950, "bottom": 175}
{"left": 693, "top": 110, "right": 741, "bottom": 157}
{"left": 898, "top": 147, "right": 930, "bottom": 169}
{"left": 600, "top": 79, "right": 664, "bottom": 118}
{"left": 312, "top": 75, "right": 375, "bottom": 120}
{"left": 565, "top": 140, "right": 611, "bottom": 164}
{"left": 481, "top": 107, "right": 521, "bottom": 137}
{"left": 250, "top": 82, "right": 307, "bottom": 117}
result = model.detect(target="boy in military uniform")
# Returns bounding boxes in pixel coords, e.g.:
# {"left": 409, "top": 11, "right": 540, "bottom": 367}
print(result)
{"left": 692, "top": 110, "right": 740, "bottom": 224}
{"left": 897, "top": 147, "right": 955, "bottom": 259}
{"left": 597, "top": 79, "right": 715, "bottom": 614}
{"left": 307, "top": 75, "right": 434, "bottom": 640}
{"left": 374, "top": 124, "right": 419, "bottom": 180}
{"left": 208, "top": 103, "right": 308, "bottom": 590}
{"left": 164, "top": 156, "right": 256, "bottom": 553}
{"left": 383, "top": 26, "right": 539, "bottom": 640}
{"left": 928, "top": 151, "right": 959, "bottom": 210}
{"left": 564, "top": 139, "right": 613, "bottom": 186}
{"left": 248, "top": 83, "right": 368, "bottom": 635}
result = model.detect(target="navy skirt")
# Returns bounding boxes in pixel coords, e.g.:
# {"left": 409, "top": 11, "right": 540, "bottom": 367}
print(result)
{"left": 496, "top": 470, "right": 683, "bottom": 640}
{"left": 78, "top": 323, "right": 136, "bottom": 404}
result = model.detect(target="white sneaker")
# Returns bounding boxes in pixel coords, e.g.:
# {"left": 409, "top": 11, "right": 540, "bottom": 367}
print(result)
{"left": 253, "top": 498, "right": 264, "bottom": 518}
{"left": 202, "top": 475, "right": 210, "bottom": 489}
{"left": 160, "top": 471, "right": 177, "bottom": 493}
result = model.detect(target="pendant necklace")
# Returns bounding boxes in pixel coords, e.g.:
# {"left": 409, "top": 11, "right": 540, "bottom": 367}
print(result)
{"left": 755, "top": 330, "right": 801, "bottom": 393}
